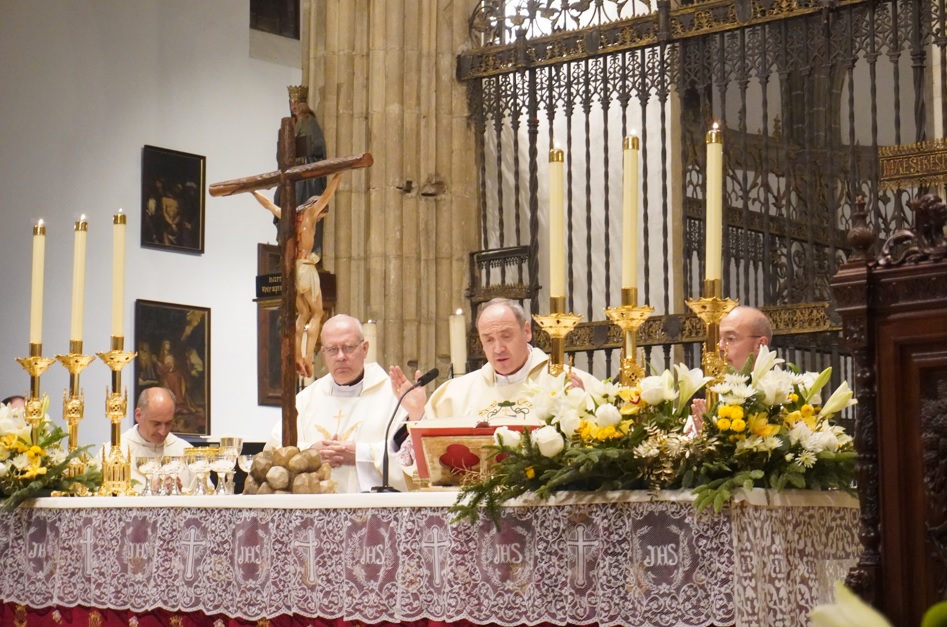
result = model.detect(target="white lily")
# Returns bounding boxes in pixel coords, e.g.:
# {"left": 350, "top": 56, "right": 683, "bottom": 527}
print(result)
{"left": 673, "top": 364, "right": 712, "bottom": 414}
{"left": 756, "top": 368, "right": 794, "bottom": 406}
{"left": 819, "top": 381, "right": 857, "bottom": 418}
{"left": 800, "top": 367, "right": 832, "bottom": 405}
{"left": 750, "top": 344, "right": 785, "bottom": 385}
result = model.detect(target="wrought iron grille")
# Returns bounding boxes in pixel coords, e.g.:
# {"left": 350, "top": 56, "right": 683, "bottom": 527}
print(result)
{"left": 459, "top": 0, "right": 945, "bottom": 406}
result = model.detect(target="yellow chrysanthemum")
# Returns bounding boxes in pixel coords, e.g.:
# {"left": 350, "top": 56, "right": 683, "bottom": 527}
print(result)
{"left": 716, "top": 418, "right": 732, "bottom": 431}
{"left": 26, "top": 445, "right": 44, "bottom": 461}
{"left": 789, "top": 393, "right": 799, "bottom": 402}
{"left": 748, "top": 412, "right": 780, "bottom": 437}
{"left": 525, "top": 466, "right": 536, "bottom": 479}
{"left": 731, "top": 418, "right": 746, "bottom": 433}
{"left": 800, "top": 404, "right": 815, "bottom": 418}
{"left": 596, "top": 425, "right": 620, "bottom": 441}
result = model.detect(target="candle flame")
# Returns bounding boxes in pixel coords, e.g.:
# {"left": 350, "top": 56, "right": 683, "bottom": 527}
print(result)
{"left": 80, "top": 213, "right": 87, "bottom": 221}
{"left": 456, "top": 308, "right": 463, "bottom": 315}
{"left": 712, "top": 121, "right": 719, "bottom": 130}
{"left": 37, "top": 219, "right": 44, "bottom": 227}
{"left": 117, "top": 208, "right": 124, "bottom": 215}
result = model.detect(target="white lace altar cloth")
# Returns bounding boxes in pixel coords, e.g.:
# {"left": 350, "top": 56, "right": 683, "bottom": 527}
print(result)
{"left": 0, "top": 490, "right": 858, "bottom": 626}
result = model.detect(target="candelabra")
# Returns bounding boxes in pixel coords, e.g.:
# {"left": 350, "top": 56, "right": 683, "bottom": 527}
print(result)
{"left": 96, "top": 336, "right": 137, "bottom": 496}
{"left": 16, "top": 344, "right": 55, "bottom": 446}
{"left": 532, "top": 296, "right": 582, "bottom": 376}
{"left": 604, "top": 288, "right": 654, "bottom": 387}
{"left": 684, "top": 279, "right": 738, "bottom": 405}
{"left": 56, "top": 340, "right": 95, "bottom": 480}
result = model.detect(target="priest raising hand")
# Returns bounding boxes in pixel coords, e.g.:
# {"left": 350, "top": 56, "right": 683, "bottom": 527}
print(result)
{"left": 388, "top": 365, "right": 427, "bottom": 421}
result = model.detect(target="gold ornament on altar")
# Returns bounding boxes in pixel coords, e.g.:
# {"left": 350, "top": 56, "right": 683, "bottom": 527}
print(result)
{"left": 533, "top": 296, "right": 582, "bottom": 376}
{"left": 604, "top": 287, "right": 654, "bottom": 387}
{"left": 96, "top": 337, "right": 137, "bottom": 496}
{"left": 56, "top": 339, "right": 95, "bottom": 479}
{"left": 684, "top": 278, "right": 738, "bottom": 405}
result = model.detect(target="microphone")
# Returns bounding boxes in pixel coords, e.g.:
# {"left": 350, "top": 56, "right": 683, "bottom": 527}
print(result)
{"left": 370, "top": 367, "right": 439, "bottom": 493}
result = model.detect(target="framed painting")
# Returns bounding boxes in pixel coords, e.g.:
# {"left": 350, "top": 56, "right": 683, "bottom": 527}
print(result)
{"left": 134, "top": 299, "right": 211, "bottom": 435}
{"left": 141, "top": 145, "right": 206, "bottom": 253}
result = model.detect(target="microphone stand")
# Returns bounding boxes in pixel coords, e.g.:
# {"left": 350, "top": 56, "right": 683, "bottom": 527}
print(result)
{"left": 369, "top": 367, "right": 438, "bottom": 493}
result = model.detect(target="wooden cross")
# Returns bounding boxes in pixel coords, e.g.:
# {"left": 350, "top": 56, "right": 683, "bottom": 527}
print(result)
{"left": 209, "top": 116, "right": 373, "bottom": 447}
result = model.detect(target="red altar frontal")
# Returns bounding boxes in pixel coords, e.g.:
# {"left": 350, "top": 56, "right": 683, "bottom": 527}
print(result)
{"left": 0, "top": 490, "right": 858, "bottom": 626}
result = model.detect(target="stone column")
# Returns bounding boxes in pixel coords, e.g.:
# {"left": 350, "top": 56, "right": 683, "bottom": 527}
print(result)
{"left": 305, "top": 0, "right": 480, "bottom": 380}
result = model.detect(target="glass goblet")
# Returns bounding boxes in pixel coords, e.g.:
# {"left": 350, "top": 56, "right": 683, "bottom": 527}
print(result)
{"left": 237, "top": 454, "right": 254, "bottom": 474}
{"left": 209, "top": 454, "right": 236, "bottom": 495}
{"left": 135, "top": 456, "right": 160, "bottom": 496}
{"left": 159, "top": 455, "right": 185, "bottom": 496}
{"left": 185, "top": 450, "right": 212, "bottom": 496}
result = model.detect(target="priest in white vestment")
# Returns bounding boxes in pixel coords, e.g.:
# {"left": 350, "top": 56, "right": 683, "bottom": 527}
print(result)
{"left": 392, "top": 298, "right": 597, "bottom": 423}
{"left": 112, "top": 387, "right": 192, "bottom": 488}
{"left": 267, "top": 314, "right": 412, "bottom": 492}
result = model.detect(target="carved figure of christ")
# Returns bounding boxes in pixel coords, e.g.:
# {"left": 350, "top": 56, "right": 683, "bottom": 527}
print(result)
{"left": 210, "top": 115, "right": 373, "bottom": 446}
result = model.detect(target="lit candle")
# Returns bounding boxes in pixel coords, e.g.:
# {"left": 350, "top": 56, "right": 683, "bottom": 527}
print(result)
{"left": 363, "top": 320, "right": 377, "bottom": 363}
{"left": 111, "top": 210, "right": 126, "bottom": 338}
{"left": 622, "top": 134, "right": 640, "bottom": 290}
{"left": 549, "top": 148, "right": 566, "bottom": 297}
{"left": 705, "top": 123, "right": 724, "bottom": 282}
{"left": 70, "top": 215, "right": 88, "bottom": 342}
{"left": 449, "top": 308, "right": 467, "bottom": 375}
{"left": 29, "top": 220, "right": 46, "bottom": 345}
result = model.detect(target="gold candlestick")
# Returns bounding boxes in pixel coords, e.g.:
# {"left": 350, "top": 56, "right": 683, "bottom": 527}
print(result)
{"left": 16, "top": 343, "right": 55, "bottom": 445}
{"left": 684, "top": 279, "right": 738, "bottom": 405}
{"left": 532, "top": 296, "right": 582, "bottom": 376}
{"left": 96, "top": 336, "right": 137, "bottom": 496}
{"left": 604, "top": 287, "right": 654, "bottom": 387}
{"left": 56, "top": 340, "right": 95, "bottom": 477}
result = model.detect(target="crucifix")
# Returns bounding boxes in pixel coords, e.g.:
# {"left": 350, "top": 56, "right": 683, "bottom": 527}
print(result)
{"left": 209, "top": 116, "right": 373, "bottom": 446}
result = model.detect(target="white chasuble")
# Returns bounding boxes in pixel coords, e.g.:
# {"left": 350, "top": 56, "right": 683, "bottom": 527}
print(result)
{"left": 424, "top": 345, "right": 598, "bottom": 421}
{"left": 268, "top": 362, "right": 407, "bottom": 492}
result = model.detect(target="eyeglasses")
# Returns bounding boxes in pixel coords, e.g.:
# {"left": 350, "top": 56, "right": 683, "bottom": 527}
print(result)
{"left": 719, "top": 334, "right": 762, "bottom": 346}
{"left": 322, "top": 341, "right": 364, "bottom": 357}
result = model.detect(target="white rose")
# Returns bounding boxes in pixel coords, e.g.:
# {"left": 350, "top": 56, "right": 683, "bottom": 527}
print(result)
{"left": 639, "top": 371, "right": 678, "bottom": 406}
{"left": 594, "top": 403, "right": 622, "bottom": 428}
{"left": 533, "top": 425, "right": 565, "bottom": 458}
{"left": 494, "top": 426, "right": 523, "bottom": 450}
{"left": 556, "top": 410, "right": 581, "bottom": 438}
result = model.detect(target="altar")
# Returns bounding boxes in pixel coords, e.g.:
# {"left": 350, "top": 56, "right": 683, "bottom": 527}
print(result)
{"left": 0, "top": 490, "right": 857, "bottom": 626}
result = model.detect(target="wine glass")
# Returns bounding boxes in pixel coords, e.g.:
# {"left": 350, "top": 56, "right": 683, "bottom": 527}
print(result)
{"left": 159, "top": 455, "right": 185, "bottom": 496}
{"left": 135, "top": 456, "right": 160, "bottom": 496}
{"left": 237, "top": 454, "right": 254, "bottom": 474}
{"left": 209, "top": 453, "right": 236, "bottom": 495}
{"left": 185, "top": 449, "right": 212, "bottom": 496}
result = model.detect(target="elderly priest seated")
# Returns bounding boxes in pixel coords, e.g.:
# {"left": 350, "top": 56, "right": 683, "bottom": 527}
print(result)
{"left": 267, "top": 314, "right": 413, "bottom": 492}
{"left": 391, "top": 298, "right": 597, "bottom": 424}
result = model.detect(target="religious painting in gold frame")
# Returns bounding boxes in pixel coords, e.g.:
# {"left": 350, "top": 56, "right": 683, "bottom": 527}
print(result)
{"left": 134, "top": 299, "right": 211, "bottom": 435}
{"left": 140, "top": 145, "right": 206, "bottom": 254}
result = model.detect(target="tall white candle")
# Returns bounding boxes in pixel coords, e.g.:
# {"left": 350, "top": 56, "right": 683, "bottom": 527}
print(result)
{"left": 705, "top": 123, "right": 724, "bottom": 282}
{"left": 549, "top": 148, "right": 566, "bottom": 297}
{"left": 363, "top": 320, "right": 377, "bottom": 364}
{"left": 111, "top": 211, "right": 126, "bottom": 338}
{"left": 622, "top": 134, "right": 640, "bottom": 289}
{"left": 70, "top": 215, "right": 88, "bottom": 342}
{"left": 29, "top": 220, "right": 46, "bottom": 345}
{"left": 449, "top": 309, "right": 467, "bottom": 375}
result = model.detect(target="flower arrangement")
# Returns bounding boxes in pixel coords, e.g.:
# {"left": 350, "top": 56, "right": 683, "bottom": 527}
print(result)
{"left": 451, "top": 364, "right": 711, "bottom": 525}
{"left": 0, "top": 398, "right": 101, "bottom": 511}
{"left": 451, "top": 347, "right": 857, "bottom": 526}
{"left": 686, "top": 346, "right": 857, "bottom": 512}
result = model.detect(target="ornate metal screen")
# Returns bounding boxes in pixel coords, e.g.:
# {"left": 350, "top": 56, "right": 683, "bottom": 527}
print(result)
{"left": 458, "top": 0, "right": 945, "bottom": 406}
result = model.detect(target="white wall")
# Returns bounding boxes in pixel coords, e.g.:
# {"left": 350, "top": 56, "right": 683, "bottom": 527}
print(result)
{"left": 0, "top": 1, "right": 299, "bottom": 446}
